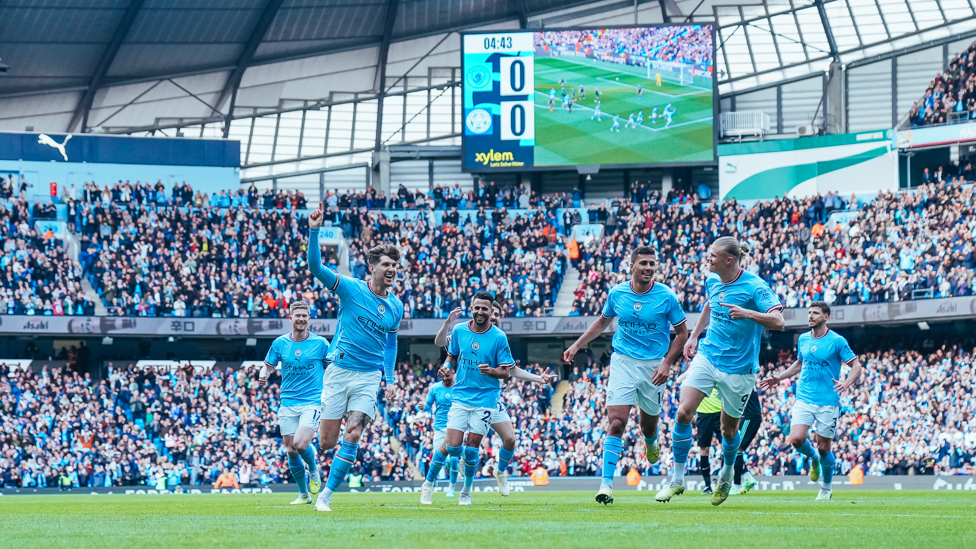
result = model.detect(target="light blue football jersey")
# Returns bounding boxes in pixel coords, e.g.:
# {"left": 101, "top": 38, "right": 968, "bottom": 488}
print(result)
{"left": 425, "top": 381, "right": 453, "bottom": 431}
{"left": 327, "top": 277, "right": 404, "bottom": 373}
{"left": 602, "top": 280, "right": 686, "bottom": 361}
{"left": 699, "top": 269, "right": 783, "bottom": 375}
{"left": 447, "top": 322, "right": 515, "bottom": 409}
{"left": 796, "top": 329, "right": 856, "bottom": 407}
{"left": 264, "top": 332, "right": 330, "bottom": 407}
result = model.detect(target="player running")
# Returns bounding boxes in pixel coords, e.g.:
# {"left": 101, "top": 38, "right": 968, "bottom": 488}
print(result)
{"left": 421, "top": 292, "right": 515, "bottom": 506}
{"left": 579, "top": 84, "right": 585, "bottom": 100}
{"left": 759, "top": 301, "right": 862, "bottom": 501}
{"left": 650, "top": 107, "right": 658, "bottom": 122}
{"left": 664, "top": 104, "right": 675, "bottom": 128}
{"left": 594, "top": 87, "right": 601, "bottom": 101}
{"left": 625, "top": 112, "right": 637, "bottom": 128}
{"left": 307, "top": 203, "right": 404, "bottom": 512}
{"left": 635, "top": 110, "right": 644, "bottom": 126}
{"left": 611, "top": 114, "right": 621, "bottom": 132}
{"left": 432, "top": 301, "right": 555, "bottom": 497}
{"left": 258, "top": 300, "right": 329, "bottom": 505}
{"left": 591, "top": 103, "right": 602, "bottom": 121}
{"left": 637, "top": 84, "right": 643, "bottom": 98}
{"left": 424, "top": 379, "right": 458, "bottom": 497}
{"left": 656, "top": 236, "right": 785, "bottom": 507}
{"left": 563, "top": 246, "right": 688, "bottom": 505}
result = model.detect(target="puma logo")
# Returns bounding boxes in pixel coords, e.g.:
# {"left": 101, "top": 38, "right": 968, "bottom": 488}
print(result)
{"left": 38, "top": 134, "right": 72, "bottom": 161}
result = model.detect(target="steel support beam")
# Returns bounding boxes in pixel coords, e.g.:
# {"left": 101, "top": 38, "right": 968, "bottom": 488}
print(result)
{"left": 518, "top": 0, "right": 530, "bottom": 29}
{"left": 67, "top": 0, "right": 147, "bottom": 133}
{"left": 218, "top": 0, "right": 286, "bottom": 137}
{"left": 815, "top": 0, "right": 839, "bottom": 58}
{"left": 374, "top": 0, "right": 401, "bottom": 151}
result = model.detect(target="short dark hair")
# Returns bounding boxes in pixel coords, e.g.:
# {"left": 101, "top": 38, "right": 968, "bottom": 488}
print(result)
{"left": 630, "top": 245, "right": 657, "bottom": 264}
{"left": 472, "top": 291, "right": 495, "bottom": 306}
{"left": 492, "top": 300, "right": 504, "bottom": 313}
{"left": 367, "top": 244, "right": 400, "bottom": 266}
{"left": 810, "top": 301, "right": 830, "bottom": 316}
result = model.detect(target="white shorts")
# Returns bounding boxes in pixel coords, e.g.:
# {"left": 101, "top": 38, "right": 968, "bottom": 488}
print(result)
{"left": 278, "top": 404, "right": 321, "bottom": 436}
{"left": 683, "top": 353, "right": 757, "bottom": 418}
{"left": 446, "top": 402, "right": 493, "bottom": 436}
{"left": 433, "top": 429, "right": 447, "bottom": 452}
{"left": 320, "top": 366, "right": 381, "bottom": 421}
{"left": 791, "top": 401, "right": 840, "bottom": 439}
{"left": 606, "top": 353, "right": 665, "bottom": 416}
{"left": 490, "top": 401, "right": 511, "bottom": 425}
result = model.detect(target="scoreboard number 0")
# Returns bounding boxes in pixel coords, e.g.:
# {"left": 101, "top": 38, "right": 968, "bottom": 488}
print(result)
{"left": 500, "top": 101, "right": 534, "bottom": 141}
{"left": 500, "top": 56, "right": 534, "bottom": 97}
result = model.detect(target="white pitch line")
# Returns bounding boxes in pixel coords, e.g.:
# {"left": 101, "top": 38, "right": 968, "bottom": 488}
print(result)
{"left": 532, "top": 90, "right": 712, "bottom": 133}
{"left": 595, "top": 76, "right": 707, "bottom": 98}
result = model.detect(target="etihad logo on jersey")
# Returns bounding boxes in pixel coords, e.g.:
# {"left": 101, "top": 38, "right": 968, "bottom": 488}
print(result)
{"left": 803, "top": 358, "right": 831, "bottom": 371}
{"left": 357, "top": 316, "right": 393, "bottom": 336}
{"left": 473, "top": 149, "right": 524, "bottom": 168}
{"left": 618, "top": 320, "right": 659, "bottom": 335}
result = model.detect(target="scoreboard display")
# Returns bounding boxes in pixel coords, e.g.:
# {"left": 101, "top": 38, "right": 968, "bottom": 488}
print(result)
{"left": 461, "top": 26, "right": 715, "bottom": 172}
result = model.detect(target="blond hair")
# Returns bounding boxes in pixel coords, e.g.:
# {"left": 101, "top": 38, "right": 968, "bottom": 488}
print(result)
{"left": 713, "top": 236, "right": 750, "bottom": 264}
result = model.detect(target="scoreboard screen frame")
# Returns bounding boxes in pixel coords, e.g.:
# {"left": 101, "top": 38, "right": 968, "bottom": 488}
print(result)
{"left": 459, "top": 24, "right": 718, "bottom": 173}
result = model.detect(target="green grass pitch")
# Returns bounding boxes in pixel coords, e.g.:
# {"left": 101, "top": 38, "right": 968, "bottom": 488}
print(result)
{"left": 3, "top": 491, "right": 974, "bottom": 548}
{"left": 533, "top": 56, "right": 714, "bottom": 166}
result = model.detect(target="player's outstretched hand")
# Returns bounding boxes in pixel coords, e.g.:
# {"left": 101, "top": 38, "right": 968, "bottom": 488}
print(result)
{"left": 683, "top": 339, "right": 698, "bottom": 360}
{"left": 719, "top": 302, "right": 750, "bottom": 320}
{"left": 308, "top": 202, "right": 324, "bottom": 228}
{"left": 385, "top": 385, "right": 399, "bottom": 404}
{"left": 540, "top": 367, "right": 557, "bottom": 384}
{"left": 651, "top": 361, "right": 671, "bottom": 386}
{"left": 758, "top": 376, "right": 780, "bottom": 391}
{"left": 561, "top": 345, "right": 578, "bottom": 365}
{"left": 447, "top": 307, "right": 463, "bottom": 323}
{"left": 832, "top": 377, "right": 853, "bottom": 394}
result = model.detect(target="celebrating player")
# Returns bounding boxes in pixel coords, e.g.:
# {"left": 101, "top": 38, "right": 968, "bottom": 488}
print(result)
{"left": 433, "top": 301, "right": 555, "bottom": 496}
{"left": 258, "top": 300, "right": 329, "bottom": 505}
{"left": 656, "top": 236, "right": 784, "bottom": 507}
{"left": 563, "top": 246, "right": 688, "bottom": 505}
{"left": 307, "top": 203, "right": 404, "bottom": 512}
{"left": 424, "top": 378, "right": 458, "bottom": 497}
{"left": 759, "top": 302, "right": 862, "bottom": 501}
{"left": 421, "top": 292, "right": 515, "bottom": 506}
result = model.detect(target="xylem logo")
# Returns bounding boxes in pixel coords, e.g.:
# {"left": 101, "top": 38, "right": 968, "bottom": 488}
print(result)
{"left": 474, "top": 149, "right": 514, "bottom": 165}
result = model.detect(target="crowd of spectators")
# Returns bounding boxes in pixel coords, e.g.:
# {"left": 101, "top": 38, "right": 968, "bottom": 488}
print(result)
{"left": 909, "top": 39, "right": 976, "bottom": 127}
{"left": 0, "top": 362, "right": 412, "bottom": 490}
{"left": 570, "top": 179, "right": 976, "bottom": 315}
{"left": 4, "top": 331, "right": 972, "bottom": 491}
{"left": 535, "top": 26, "right": 713, "bottom": 70}
{"left": 0, "top": 198, "right": 96, "bottom": 316}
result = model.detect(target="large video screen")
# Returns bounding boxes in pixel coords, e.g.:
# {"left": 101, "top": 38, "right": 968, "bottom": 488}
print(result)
{"left": 461, "top": 25, "right": 715, "bottom": 171}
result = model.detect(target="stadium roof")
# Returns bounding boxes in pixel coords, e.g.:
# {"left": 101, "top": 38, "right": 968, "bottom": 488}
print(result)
{"left": 2, "top": 0, "right": 976, "bottom": 136}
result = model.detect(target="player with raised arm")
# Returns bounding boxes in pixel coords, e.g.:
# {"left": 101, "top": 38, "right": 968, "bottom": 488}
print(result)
{"left": 258, "top": 300, "right": 329, "bottom": 505}
{"left": 420, "top": 292, "right": 515, "bottom": 506}
{"left": 563, "top": 246, "right": 689, "bottom": 505}
{"left": 656, "top": 236, "right": 785, "bottom": 507}
{"left": 433, "top": 301, "right": 556, "bottom": 496}
{"left": 759, "top": 301, "right": 862, "bottom": 501}
{"left": 307, "top": 203, "right": 404, "bottom": 512}
{"left": 424, "top": 378, "right": 458, "bottom": 497}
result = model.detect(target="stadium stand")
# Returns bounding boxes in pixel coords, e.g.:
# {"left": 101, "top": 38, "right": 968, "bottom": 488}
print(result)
{"left": 5, "top": 331, "right": 974, "bottom": 490}
{"left": 571, "top": 180, "right": 976, "bottom": 315}
{"left": 908, "top": 38, "right": 976, "bottom": 127}
{"left": 0, "top": 198, "right": 97, "bottom": 317}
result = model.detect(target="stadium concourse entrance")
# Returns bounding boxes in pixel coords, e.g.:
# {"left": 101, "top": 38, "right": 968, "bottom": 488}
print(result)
{"left": 2, "top": 317, "right": 973, "bottom": 381}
